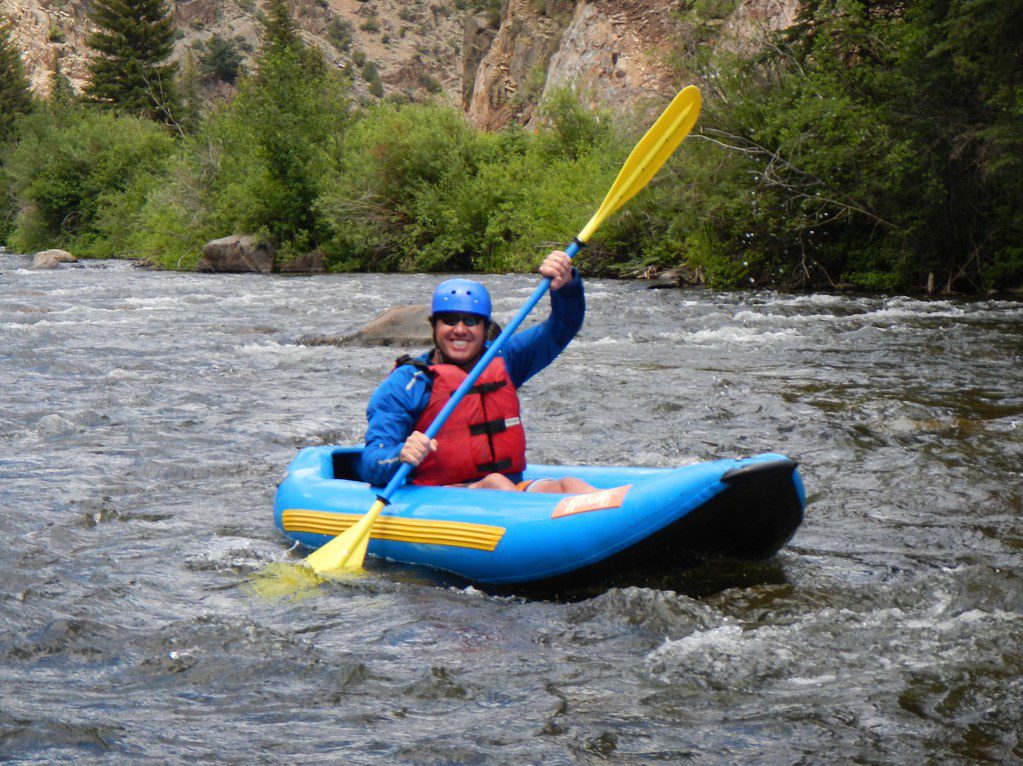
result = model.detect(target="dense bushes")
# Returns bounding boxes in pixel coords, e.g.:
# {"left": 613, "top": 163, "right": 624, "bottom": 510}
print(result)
{"left": 2, "top": 106, "right": 174, "bottom": 257}
{"left": 0, "top": 0, "right": 1020, "bottom": 292}
{"left": 659, "top": 0, "right": 1023, "bottom": 291}
{"left": 318, "top": 93, "right": 616, "bottom": 273}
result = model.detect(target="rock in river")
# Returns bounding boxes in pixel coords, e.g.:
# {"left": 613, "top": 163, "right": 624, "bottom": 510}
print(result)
{"left": 32, "top": 249, "right": 78, "bottom": 269}
{"left": 299, "top": 304, "right": 433, "bottom": 347}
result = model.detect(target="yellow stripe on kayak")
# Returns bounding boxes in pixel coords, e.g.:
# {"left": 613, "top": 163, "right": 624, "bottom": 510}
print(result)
{"left": 281, "top": 509, "right": 505, "bottom": 552}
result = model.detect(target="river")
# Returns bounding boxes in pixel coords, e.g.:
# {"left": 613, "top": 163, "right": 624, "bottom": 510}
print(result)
{"left": 1, "top": 253, "right": 1021, "bottom": 764}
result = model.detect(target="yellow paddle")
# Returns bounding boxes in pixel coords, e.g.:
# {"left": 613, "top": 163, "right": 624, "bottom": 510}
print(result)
{"left": 304, "top": 85, "right": 702, "bottom": 575}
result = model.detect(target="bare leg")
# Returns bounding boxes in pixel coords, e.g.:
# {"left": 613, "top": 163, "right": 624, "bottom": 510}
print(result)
{"left": 528, "top": 477, "right": 597, "bottom": 494}
{"left": 464, "top": 474, "right": 598, "bottom": 493}
{"left": 466, "top": 472, "right": 519, "bottom": 491}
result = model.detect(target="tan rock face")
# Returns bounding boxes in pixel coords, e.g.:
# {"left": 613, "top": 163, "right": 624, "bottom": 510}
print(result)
{"left": 542, "top": 1, "right": 688, "bottom": 119}
{"left": 0, "top": 0, "right": 91, "bottom": 97}
{"left": 721, "top": 0, "right": 800, "bottom": 54}
{"left": 3, "top": 0, "right": 797, "bottom": 129}
{"left": 464, "top": 0, "right": 570, "bottom": 130}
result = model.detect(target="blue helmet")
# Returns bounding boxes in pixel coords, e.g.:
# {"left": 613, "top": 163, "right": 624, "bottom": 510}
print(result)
{"left": 430, "top": 278, "right": 492, "bottom": 321}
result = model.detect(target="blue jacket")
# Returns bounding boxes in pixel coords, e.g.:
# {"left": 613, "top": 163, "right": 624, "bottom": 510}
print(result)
{"left": 361, "top": 273, "right": 585, "bottom": 486}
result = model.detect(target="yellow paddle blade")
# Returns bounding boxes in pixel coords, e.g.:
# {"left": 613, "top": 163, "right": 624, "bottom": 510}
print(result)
{"left": 304, "top": 498, "right": 385, "bottom": 574}
{"left": 246, "top": 562, "right": 325, "bottom": 601}
{"left": 578, "top": 86, "right": 702, "bottom": 243}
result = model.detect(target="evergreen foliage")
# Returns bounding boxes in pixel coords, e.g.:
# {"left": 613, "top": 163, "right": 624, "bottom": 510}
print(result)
{"left": 0, "top": 0, "right": 1018, "bottom": 291}
{"left": 0, "top": 14, "right": 34, "bottom": 243}
{"left": 84, "top": 0, "right": 182, "bottom": 126}
{"left": 0, "top": 13, "right": 33, "bottom": 142}
{"left": 229, "top": 0, "right": 349, "bottom": 252}
{"left": 121, "top": 0, "right": 351, "bottom": 268}
{"left": 48, "top": 57, "right": 76, "bottom": 107}
{"left": 198, "top": 34, "right": 244, "bottom": 85}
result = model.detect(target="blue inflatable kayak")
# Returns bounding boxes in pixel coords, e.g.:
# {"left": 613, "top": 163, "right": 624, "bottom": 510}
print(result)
{"left": 276, "top": 447, "right": 802, "bottom": 584}
{"left": 274, "top": 446, "right": 805, "bottom": 587}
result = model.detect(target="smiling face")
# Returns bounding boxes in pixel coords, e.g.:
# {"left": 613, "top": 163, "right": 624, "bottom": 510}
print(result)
{"left": 432, "top": 314, "right": 487, "bottom": 370}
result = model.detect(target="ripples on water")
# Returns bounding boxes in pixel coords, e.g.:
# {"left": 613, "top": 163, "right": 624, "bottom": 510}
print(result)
{"left": 1, "top": 255, "right": 1021, "bottom": 764}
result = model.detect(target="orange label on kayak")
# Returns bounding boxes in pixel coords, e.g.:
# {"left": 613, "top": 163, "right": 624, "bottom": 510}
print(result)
{"left": 552, "top": 485, "right": 632, "bottom": 519}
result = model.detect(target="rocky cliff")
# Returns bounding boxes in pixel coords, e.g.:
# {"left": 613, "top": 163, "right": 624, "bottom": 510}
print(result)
{"left": 1, "top": 0, "right": 798, "bottom": 130}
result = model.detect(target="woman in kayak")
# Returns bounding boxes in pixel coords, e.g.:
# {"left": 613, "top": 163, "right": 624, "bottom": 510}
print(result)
{"left": 361, "top": 250, "right": 596, "bottom": 494}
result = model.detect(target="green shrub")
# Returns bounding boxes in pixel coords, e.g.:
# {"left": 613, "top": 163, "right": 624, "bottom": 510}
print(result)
{"left": 655, "top": 0, "right": 1023, "bottom": 291}
{"left": 318, "top": 101, "right": 478, "bottom": 270}
{"left": 419, "top": 71, "right": 443, "bottom": 94}
{"left": 327, "top": 18, "right": 352, "bottom": 51}
{"left": 535, "top": 86, "right": 613, "bottom": 160}
{"left": 4, "top": 106, "right": 174, "bottom": 257}
{"left": 317, "top": 94, "right": 622, "bottom": 274}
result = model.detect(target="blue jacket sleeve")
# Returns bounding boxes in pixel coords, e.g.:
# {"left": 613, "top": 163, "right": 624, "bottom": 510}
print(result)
{"left": 360, "top": 364, "right": 432, "bottom": 486}
{"left": 501, "top": 269, "right": 585, "bottom": 387}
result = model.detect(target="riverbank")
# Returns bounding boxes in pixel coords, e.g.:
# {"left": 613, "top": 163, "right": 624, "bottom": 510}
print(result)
{"left": 9, "top": 247, "right": 1023, "bottom": 302}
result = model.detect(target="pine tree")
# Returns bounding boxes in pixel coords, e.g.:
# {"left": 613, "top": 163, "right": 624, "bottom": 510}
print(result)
{"left": 0, "top": 13, "right": 33, "bottom": 141}
{"left": 83, "top": 0, "right": 181, "bottom": 125}
{"left": 232, "top": 0, "right": 345, "bottom": 248}
{"left": 48, "top": 55, "right": 75, "bottom": 107}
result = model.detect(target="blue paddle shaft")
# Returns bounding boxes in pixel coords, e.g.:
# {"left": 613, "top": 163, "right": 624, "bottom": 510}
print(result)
{"left": 379, "top": 241, "right": 582, "bottom": 501}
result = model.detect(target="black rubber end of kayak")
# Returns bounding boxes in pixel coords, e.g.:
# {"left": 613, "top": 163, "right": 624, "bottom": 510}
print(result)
{"left": 721, "top": 458, "right": 799, "bottom": 485}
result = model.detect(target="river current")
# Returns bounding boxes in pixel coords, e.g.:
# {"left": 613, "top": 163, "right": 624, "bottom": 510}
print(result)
{"left": 1, "top": 254, "right": 1021, "bottom": 764}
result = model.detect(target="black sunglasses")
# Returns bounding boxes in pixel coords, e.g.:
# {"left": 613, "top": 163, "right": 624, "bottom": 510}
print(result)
{"left": 435, "top": 313, "right": 485, "bottom": 327}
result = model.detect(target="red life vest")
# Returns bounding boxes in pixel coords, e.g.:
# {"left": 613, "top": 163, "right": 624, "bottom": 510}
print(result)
{"left": 409, "top": 356, "right": 526, "bottom": 486}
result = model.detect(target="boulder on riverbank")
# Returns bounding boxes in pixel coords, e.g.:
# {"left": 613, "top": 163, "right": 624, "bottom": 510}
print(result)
{"left": 32, "top": 249, "right": 78, "bottom": 269}
{"left": 645, "top": 266, "right": 705, "bottom": 289}
{"left": 197, "top": 235, "right": 275, "bottom": 274}
{"left": 278, "top": 249, "right": 326, "bottom": 274}
{"left": 299, "top": 304, "right": 433, "bottom": 347}
{"left": 197, "top": 235, "right": 327, "bottom": 274}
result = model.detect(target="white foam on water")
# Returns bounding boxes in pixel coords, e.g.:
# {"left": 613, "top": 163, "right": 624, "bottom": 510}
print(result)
{"left": 674, "top": 326, "right": 802, "bottom": 345}
{"left": 579, "top": 335, "right": 626, "bottom": 346}
{"left": 3, "top": 318, "right": 80, "bottom": 329}
{"left": 35, "top": 413, "right": 76, "bottom": 435}
{"left": 786, "top": 673, "right": 839, "bottom": 687}
{"left": 792, "top": 293, "right": 860, "bottom": 306}
{"left": 104, "top": 368, "right": 143, "bottom": 382}
{"left": 644, "top": 623, "right": 795, "bottom": 689}
{"left": 8, "top": 315, "right": 141, "bottom": 329}
{"left": 730, "top": 309, "right": 855, "bottom": 327}
{"left": 122, "top": 295, "right": 209, "bottom": 310}
{"left": 236, "top": 341, "right": 337, "bottom": 361}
